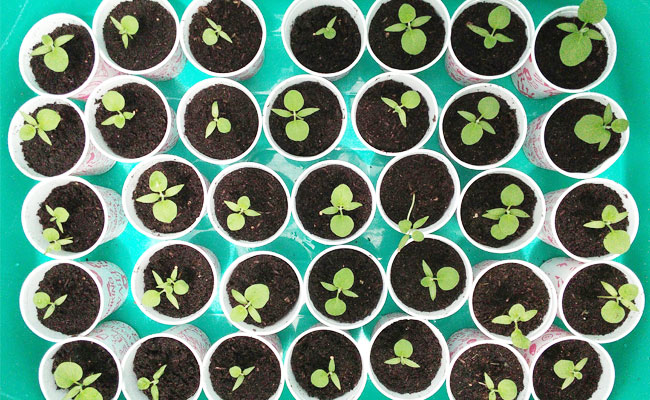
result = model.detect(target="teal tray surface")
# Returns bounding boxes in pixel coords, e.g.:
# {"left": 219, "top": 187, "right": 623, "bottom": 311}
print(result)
{"left": 1, "top": 0, "right": 649, "bottom": 398}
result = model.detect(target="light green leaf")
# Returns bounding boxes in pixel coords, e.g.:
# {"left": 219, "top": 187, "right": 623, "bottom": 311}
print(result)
{"left": 121, "top": 15, "right": 139, "bottom": 35}
{"left": 203, "top": 29, "right": 218, "bottom": 46}
{"left": 153, "top": 199, "right": 177, "bottom": 223}
{"left": 224, "top": 201, "right": 240, "bottom": 212}
{"left": 601, "top": 204, "right": 618, "bottom": 222}
{"left": 499, "top": 214, "right": 519, "bottom": 235}
{"left": 398, "top": 3, "right": 416, "bottom": 23}
{"left": 412, "top": 216, "right": 429, "bottom": 229}
{"left": 245, "top": 284, "right": 270, "bottom": 309}
{"left": 385, "top": 23, "right": 407, "bottom": 32}
{"left": 37, "top": 108, "right": 61, "bottom": 131}
{"left": 411, "top": 15, "right": 431, "bottom": 28}
{"left": 149, "top": 170, "right": 168, "bottom": 193}
{"left": 82, "top": 373, "right": 101, "bottom": 386}
{"left": 237, "top": 196, "right": 251, "bottom": 210}
{"left": 321, "top": 282, "right": 337, "bottom": 291}
{"left": 483, "top": 208, "right": 507, "bottom": 220}
{"left": 511, "top": 328, "right": 530, "bottom": 349}
{"left": 495, "top": 33, "right": 514, "bottom": 43}
{"left": 102, "top": 91, "right": 125, "bottom": 112}
{"left": 491, "top": 224, "right": 507, "bottom": 240}
{"left": 520, "top": 309, "right": 538, "bottom": 322}
{"left": 554, "top": 359, "right": 575, "bottom": 379}
{"left": 478, "top": 96, "right": 500, "bottom": 120}
{"left": 578, "top": 0, "right": 608, "bottom": 24}
{"left": 248, "top": 306, "right": 261, "bottom": 323}
{"left": 284, "top": 90, "right": 304, "bottom": 111}
{"left": 331, "top": 184, "right": 353, "bottom": 207}
{"left": 333, "top": 268, "right": 354, "bottom": 290}
{"left": 297, "top": 107, "right": 319, "bottom": 118}
{"left": 381, "top": 97, "right": 399, "bottom": 109}
{"left": 44, "top": 46, "right": 69, "bottom": 72}
{"left": 19, "top": 124, "right": 37, "bottom": 141}
{"left": 320, "top": 206, "right": 339, "bottom": 215}
{"left": 401, "top": 28, "right": 427, "bottom": 56}
{"left": 492, "top": 315, "right": 513, "bottom": 325}
{"left": 31, "top": 44, "right": 51, "bottom": 56}
{"left": 601, "top": 299, "right": 625, "bottom": 323}
{"left": 325, "top": 297, "right": 346, "bottom": 316}
{"left": 384, "top": 357, "right": 401, "bottom": 365}
{"left": 557, "top": 23, "right": 578, "bottom": 33}
{"left": 501, "top": 184, "right": 524, "bottom": 207}
{"left": 422, "top": 260, "right": 433, "bottom": 277}
{"left": 231, "top": 289, "right": 247, "bottom": 305}
{"left": 174, "top": 280, "right": 189, "bottom": 295}
{"left": 142, "top": 290, "right": 161, "bottom": 307}
{"left": 559, "top": 31, "right": 592, "bottom": 67}
{"left": 437, "top": 267, "right": 460, "bottom": 291}
{"left": 603, "top": 230, "right": 630, "bottom": 254}
{"left": 484, "top": 373, "right": 495, "bottom": 390}
{"left": 479, "top": 120, "right": 496, "bottom": 134}
{"left": 584, "top": 220, "right": 606, "bottom": 229}
{"left": 509, "top": 303, "right": 525, "bottom": 320}
{"left": 44, "top": 304, "right": 56, "bottom": 319}
{"left": 54, "top": 294, "right": 68, "bottom": 306}
{"left": 509, "top": 208, "right": 530, "bottom": 218}
{"left": 401, "top": 90, "right": 421, "bottom": 109}
{"left": 311, "top": 369, "right": 329, "bottom": 388}
{"left": 457, "top": 110, "right": 476, "bottom": 122}
{"left": 484, "top": 35, "right": 498, "bottom": 49}
{"left": 411, "top": 230, "right": 424, "bottom": 242}
{"left": 78, "top": 387, "right": 102, "bottom": 400}
{"left": 619, "top": 284, "right": 639, "bottom": 301}
{"left": 43, "top": 227, "right": 60, "bottom": 242}
{"left": 33, "top": 292, "right": 51, "bottom": 309}
{"left": 461, "top": 122, "right": 483, "bottom": 145}
{"left": 330, "top": 372, "right": 341, "bottom": 390}
{"left": 286, "top": 119, "right": 309, "bottom": 141}
{"left": 394, "top": 339, "right": 413, "bottom": 358}
{"left": 230, "top": 305, "right": 248, "bottom": 322}
{"left": 54, "top": 362, "right": 83, "bottom": 389}
{"left": 137, "top": 377, "right": 151, "bottom": 390}
{"left": 611, "top": 118, "right": 629, "bottom": 133}
{"left": 397, "top": 107, "right": 407, "bottom": 127}
{"left": 575, "top": 357, "right": 589, "bottom": 371}
{"left": 135, "top": 193, "right": 161, "bottom": 204}
{"left": 467, "top": 24, "right": 490, "bottom": 38}
{"left": 561, "top": 375, "right": 575, "bottom": 390}
{"left": 498, "top": 379, "right": 518, "bottom": 400}
{"left": 488, "top": 5, "right": 511, "bottom": 30}
{"left": 164, "top": 184, "right": 184, "bottom": 198}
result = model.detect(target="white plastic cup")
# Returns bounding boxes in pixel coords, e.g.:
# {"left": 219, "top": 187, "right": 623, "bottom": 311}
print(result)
{"left": 387, "top": 234, "right": 473, "bottom": 320}
{"left": 22, "top": 176, "right": 127, "bottom": 260}
{"left": 8, "top": 96, "right": 115, "bottom": 181}
{"left": 538, "top": 178, "right": 639, "bottom": 263}
{"left": 281, "top": 0, "right": 367, "bottom": 81}
{"left": 541, "top": 257, "right": 645, "bottom": 343}
{"left": 131, "top": 240, "right": 220, "bottom": 325}
{"left": 445, "top": 0, "right": 535, "bottom": 86}
{"left": 456, "top": 168, "right": 545, "bottom": 253}
{"left": 19, "top": 13, "right": 120, "bottom": 100}
{"left": 263, "top": 74, "right": 347, "bottom": 161}
{"left": 524, "top": 92, "right": 629, "bottom": 179}
{"left": 180, "top": 0, "right": 266, "bottom": 80}
{"left": 220, "top": 251, "right": 304, "bottom": 335}
{"left": 304, "top": 245, "right": 387, "bottom": 330}
{"left": 177, "top": 78, "right": 262, "bottom": 164}
{"left": 122, "top": 154, "right": 208, "bottom": 240}
{"left": 85, "top": 75, "right": 178, "bottom": 163}
{"left": 438, "top": 83, "right": 527, "bottom": 170}
{"left": 512, "top": 6, "right": 617, "bottom": 99}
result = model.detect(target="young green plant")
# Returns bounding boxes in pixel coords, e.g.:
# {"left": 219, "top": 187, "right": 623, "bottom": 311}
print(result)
{"left": 384, "top": 339, "right": 420, "bottom": 368}
{"left": 224, "top": 196, "right": 260, "bottom": 231}
{"left": 458, "top": 96, "right": 500, "bottom": 145}
{"left": 467, "top": 5, "right": 513, "bottom": 49}
{"left": 19, "top": 108, "right": 61, "bottom": 146}
{"left": 33, "top": 291, "right": 67, "bottom": 319}
{"left": 553, "top": 358, "right": 588, "bottom": 390}
{"left": 481, "top": 373, "right": 517, "bottom": 400}
{"left": 135, "top": 171, "right": 184, "bottom": 224}
{"left": 205, "top": 101, "right": 231, "bottom": 138}
{"left": 271, "top": 90, "right": 319, "bottom": 142}
{"left": 420, "top": 260, "right": 460, "bottom": 302}
{"left": 54, "top": 361, "right": 103, "bottom": 400}
{"left": 31, "top": 34, "right": 74, "bottom": 72}
{"left": 319, "top": 184, "right": 362, "bottom": 238}
{"left": 385, "top": 4, "right": 431, "bottom": 55}
{"left": 311, "top": 356, "right": 341, "bottom": 391}
{"left": 45, "top": 205, "right": 69, "bottom": 232}
{"left": 583, "top": 204, "right": 630, "bottom": 254}
{"left": 137, "top": 364, "right": 166, "bottom": 400}
{"left": 230, "top": 284, "right": 269, "bottom": 324}
{"left": 43, "top": 228, "right": 73, "bottom": 254}
{"left": 141, "top": 266, "right": 189, "bottom": 310}
{"left": 574, "top": 103, "right": 628, "bottom": 151}
{"left": 491, "top": 303, "right": 538, "bottom": 349}
{"left": 203, "top": 18, "right": 232, "bottom": 45}
{"left": 314, "top": 16, "right": 337, "bottom": 39}
{"left": 381, "top": 90, "right": 421, "bottom": 128}
{"left": 557, "top": 0, "right": 607, "bottom": 66}
{"left": 598, "top": 281, "right": 639, "bottom": 323}
{"left": 110, "top": 15, "right": 139, "bottom": 49}
{"left": 100, "top": 91, "right": 134, "bottom": 129}
{"left": 229, "top": 366, "right": 255, "bottom": 392}
{"left": 482, "top": 183, "right": 530, "bottom": 240}
{"left": 320, "top": 267, "right": 358, "bottom": 317}
{"left": 398, "top": 194, "right": 429, "bottom": 249}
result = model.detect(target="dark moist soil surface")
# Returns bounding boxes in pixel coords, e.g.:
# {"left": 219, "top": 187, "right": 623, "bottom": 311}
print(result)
{"left": 380, "top": 154, "right": 454, "bottom": 229}
{"left": 460, "top": 173, "right": 536, "bottom": 248}
{"left": 188, "top": 0, "right": 263, "bottom": 73}
{"left": 535, "top": 16, "right": 609, "bottom": 90}
{"left": 451, "top": 2, "right": 528, "bottom": 76}
{"left": 356, "top": 80, "right": 432, "bottom": 153}
{"left": 308, "top": 248, "right": 383, "bottom": 323}
{"left": 226, "top": 254, "right": 300, "bottom": 327}
{"left": 290, "top": 6, "right": 361, "bottom": 73}
{"left": 449, "top": 343, "right": 525, "bottom": 400}
{"left": 21, "top": 103, "right": 85, "bottom": 177}
{"left": 38, "top": 182, "right": 104, "bottom": 253}
{"left": 291, "top": 330, "right": 362, "bottom": 400}
{"left": 30, "top": 24, "right": 94, "bottom": 95}
{"left": 133, "top": 161, "right": 204, "bottom": 234}
{"left": 269, "top": 81, "right": 342, "bottom": 157}
{"left": 563, "top": 263, "right": 632, "bottom": 335}
{"left": 94, "top": 82, "right": 167, "bottom": 159}
{"left": 545, "top": 98, "right": 623, "bottom": 173}
{"left": 391, "top": 238, "right": 467, "bottom": 312}
{"left": 533, "top": 339, "right": 602, "bottom": 400}
{"left": 368, "top": 0, "right": 446, "bottom": 70}
{"left": 143, "top": 244, "right": 214, "bottom": 318}
{"left": 473, "top": 263, "right": 549, "bottom": 336}
{"left": 213, "top": 167, "right": 288, "bottom": 242}
{"left": 370, "top": 319, "right": 442, "bottom": 394}
{"left": 209, "top": 336, "right": 281, "bottom": 400}
{"left": 555, "top": 183, "right": 628, "bottom": 258}
{"left": 295, "top": 164, "right": 372, "bottom": 240}
{"left": 443, "top": 92, "right": 519, "bottom": 166}
{"left": 52, "top": 341, "right": 119, "bottom": 399}
{"left": 184, "top": 84, "right": 259, "bottom": 160}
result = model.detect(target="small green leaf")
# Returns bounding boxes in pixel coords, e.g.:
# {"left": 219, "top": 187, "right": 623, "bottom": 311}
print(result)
{"left": 245, "top": 284, "right": 270, "bottom": 309}
{"left": 19, "top": 124, "right": 37, "bottom": 141}
{"left": 619, "top": 284, "right": 639, "bottom": 301}
{"left": 78, "top": 387, "right": 102, "bottom": 400}
{"left": 384, "top": 358, "right": 401, "bottom": 365}
{"left": 136, "top": 193, "right": 161, "bottom": 204}
{"left": 559, "top": 31, "right": 592, "bottom": 67}
{"left": 174, "top": 280, "right": 189, "bottom": 295}
{"left": 601, "top": 300, "right": 625, "bottom": 323}
{"left": 437, "top": 267, "right": 460, "bottom": 291}
{"left": 121, "top": 15, "right": 139, "bottom": 35}
{"left": 231, "top": 289, "right": 247, "bottom": 305}
{"left": 398, "top": 3, "right": 416, "bottom": 23}
{"left": 501, "top": 184, "right": 524, "bottom": 207}
{"left": 498, "top": 214, "right": 519, "bottom": 236}
{"left": 149, "top": 171, "right": 168, "bottom": 193}
{"left": 203, "top": 29, "right": 218, "bottom": 45}
{"left": 385, "top": 23, "right": 407, "bottom": 32}
{"left": 230, "top": 304, "right": 248, "bottom": 322}
{"left": 554, "top": 359, "right": 575, "bottom": 379}
{"left": 54, "top": 294, "right": 68, "bottom": 306}
{"left": 412, "top": 216, "right": 429, "bottom": 229}
{"left": 479, "top": 120, "right": 496, "bottom": 134}
{"left": 153, "top": 365, "right": 167, "bottom": 380}
{"left": 611, "top": 118, "right": 629, "bottom": 133}
{"left": 82, "top": 373, "right": 101, "bottom": 386}
{"left": 491, "top": 224, "right": 507, "bottom": 240}
{"left": 141, "top": 290, "right": 161, "bottom": 308}
{"left": 37, "top": 108, "right": 61, "bottom": 131}
{"left": 467, "top": 24, "right": 490, "bottom": 38}
{"left": 478, "top": 97, "right": 500, "bottom": 120}
{"left": 483, "top": 208, "right": 507, "bottom": 220}
{"left": 488, "top": 5, "right": 511, "bottom": 30}
{"left": 311, "top": 369, "right": 329, "bottom": 388}
{"left": 561, "top": 375, "right": 576, "bottom": 390}
{"left": 286, "top": 119, "right": 309, "bottom": 141}
{"left": 248, "top": 306, "right": 261, "bottom": 323}
{"left": 511, "top": 328, "right": 530, "bottom": 349}
{"left": 601, "top": 204, "right": 618, "bottom": 222}
{"left": 33, "top": 292, "right": 51, "bottom": 309}
{"left": 284, "top": 90, "right": 304, "bottom": 112}
{"left": 325, "top": 297, "right": 346, "bottom": 316}
{"left": 401, "top": 28, "right": 427, "bottom": 56}
{"left": 461, "top": 122, "right": 483, "bottom": 145}
{"left": 578, "top": 0, "right": 608, "bottom": 24}
{"left": 297, "top": 107, "right": 319, "bottom": 118}
{"left": 320, "top": 206, "right": 339, "bottom": 215}
{"left": 102, "top": 91, "right": 125, "bottom": 112}
{"left": 330, "top": 372, "right": 341, "bottom": 390}
{"left": 54, "top": 362, "right": 83, "bottom": 389}
{"left": 394, "top": 339, "right": 413, "bottom": 357}
{"left": 333, "top": 268, "right": 354, "bottom": 290}
{"left": 557, "top": 23, "right": 579, "bottom": 33}
{"left": 575, "top": 358, "right": 589, "bottom": 371}
{"left": 603, "top": 230, "right": 630, "bottom": 254}
{"left": 137, "top": 377, "right": 151, "bottom": 390}
{"left": 330, "top": 213, "right": 354, "bottom": 238}
{"left": 457, "top": 110, "right": 476, "bottom": 122}
{"left": 498, "top": 379, "right": 518, "bottom": 400}
{"left": 484, "top": 373, "right": 495, "bottom": 390}
{"left": 44, "top": 304, "right": 56, "bottom": 319}
{"left": 491, "top": 315, "right": 513, "bottom": 325}
{"left": 152, "top": 199, "right": 178, "bottom": 223}
{"left": 164, "top": 184, "right": 184, "bottom": 198}
{"left": 43, "top": 46, "right": 69, "bottom": 72}
{"left": 410, "top": 16, "right": 431, "bottom": 28}
{"left": 494, "top": 33, "right": 513, "bottom": 43}
{"left": 401, "top": 90, "right": 421, "bottom": 109}
{"left": 584, "top": 220, "right": 606, "bottom": 229}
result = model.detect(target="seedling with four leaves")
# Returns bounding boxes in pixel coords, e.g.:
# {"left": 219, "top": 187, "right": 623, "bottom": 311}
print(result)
{"left": 319, "top": 184, "right": 362, "bottom": 238}
{"left": 381, "top": 90, "right": 421, "bottom": 128}
{"left": 141, "top": 266, "right": 189, "bottom": 310}
{"left": 46, "top": 205, "right": 69, "bottom": 232}
{"left": 205, "top": 101, "right": 231, "bottom": 137}
{"left": 202, "top": 18, "right": 232, "bottom": 45}
{"left": 229, "top": 366, "right": 255, "bottom": 392}
{"left": 43, "top": 228, "right": 73, "bottom": 254}
{"left": 420, "top": 260, "right": 460, "bottom": 302}
{"left": 481, "top": 373, "right": 517, "bottom": 400}
{"left": 384, "top": 339, "right": 420, "bottom": 368}
{"left": 100, "top": 91, "right": 135, "bottom": 129}
{"left": 230, "top": 284, "right": 270, "bottom": 324}
{"left": 385, "top": 4, "right": 431, "bottom": 56}
{"left": 557, "top": 0, "right": 607, "bottom": 67}
{"left": 110, "top": 15, "right": 139, "bottom": 49}
{"left": 137, "top": 364, "right": 166, "bottom": 400}
{"left": 271, "top": 90, "right": 319, "bottom": 142}
{"left": 598, "top": 281, "right": 639, "bottom": 323}
{"left": 482, "top": 184, "right": 530, "bottom": 241}
{"left": 467, "top": 5, "right": 514, "bottom": 49}
{"left": 33, "top": 291, "right": 67, "bottom": 319}
{"left": 314, "top": 17, "right": 337, "bottom": 40}
{"left": 31, "top": 34, "right": 74, "bottom": 72}
{"left": 311, "top": 356, "right": 341, "bottom": 391}
{"left": 320, "top": 267, "right": 358, "bottom": 317}
{"left": 574, "top": 103, "right": 629, "bottom": 151}
{"left": 583, "top": 204, "right": 630, "bottom": 254}
{"left": 135, "top": 171, "right": 184, "bottom": 224}
{"left": 224, "top": 196, "right": 260, "bottom": 231}
{"left": 553, "top": 358, "right": 588, "bottom": 390}
{"left": 491, "top": 303, "right": 538, "bottom": 349}
{"left": 19, "top": 108, "right": 60, "bottom": 145}
{"left": 397, "top": 194, "right": 429, "bottom": 249}
{"left": 54, "top": 361, "right": 103, "bottom": 400}
{"left": 458, "top": 96, "right": 500, "bottom": 145}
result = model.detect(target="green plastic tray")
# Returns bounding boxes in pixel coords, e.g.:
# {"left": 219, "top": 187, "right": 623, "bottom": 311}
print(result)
{"left": 1, "top": 0, "right": 648, "bottom": 398}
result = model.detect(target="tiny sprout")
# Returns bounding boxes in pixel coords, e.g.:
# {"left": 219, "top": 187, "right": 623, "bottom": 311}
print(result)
{"left": 384, "top": 339, "right": 420, "bottom": 368}
{"left": 43, "top": 227, "right": 73, "bottom": 254}
{"left": 33, "top": 291, "right": 67, "bottom": 319}
{"left": 229, "top": 366, "right": 255, "bottom": 392}
{"left": 224, "top": 196, "right": 260, "bottom": 231}
{"left": 583, "top": 204, "right": 630, "bottom": 254}
{"left": 46, "top": 205, "right": 69, "bottom": 232}
{"left": 137, "top": 364, "right": 166, "bottom": 400}
{"left": 205, "top": 101, "right": 231, "bottom": 138}
{"left": 19, "top": 108, "right": 60, "bottom": 145}
{"left": 574, "top": 103, "right": 629, "bottom": 151}
{"left": 54, "top": 361, "right": 103, "bottom": 400}
{"left": 385, "top": 4, "right": 431, "bottom": 55}
{"left": 458, "top": 96, "right": 500, "bottom": 145}
{"left": 141, "top": 267, "right": 189, "bottom": 310}
{"left": 271, "top": 90, "right": 319, "bottom": 142}
{"left": 31, "top": 34, "right": 74, "bottom": 72}
{"left": 319, "top": 184, "right": 362, "bottom": 238}
{"left": 554, "top": 358, "right": 588, "bottom": 390}
{"left": 203, "top": 18, "right": 232, "bottom": 45}
{"left": 398, "top": 194, "right": 429, "bottom": 249}
{"left": 598, "top": 281, "right": 639, "bottom": 324}
{"left": 467, "top": 6, "right": 514, "bottom": 49}
{"left": 491, "top": 303, "right": 538, "bottom": 349}
{"left": 135, "top": 171, "right": 184, "bottom": 224}
{"left": 482, "top": 184, "right": 530, "bottom": 241}
{"left": 557, "top": 0, "right": 607, "bottom": 67}
{"left": 321, "top": 267, "right": 358, "bottom": 317}
{"left": 110, "top": 15, "right": 139, "bottom": 49}
{"left": 100, "top": 91, "right": 135, "bottom": 129}
{"left": 230, "top": 284, "right": 270, "bottom": 324}
{"left": 481, "top": 373, "right": 518, "bottom": 400}
{"left": 420, "top": 261, "right": 460, "bottom": 302}
{"left": 314, "top": 16, "right": 337, "bottom": 40}
{"left": 381, "top": 90, "right": 421, "bottom": 128}
{"left": 311, "top": 356, "right": 341, "bottom": 391}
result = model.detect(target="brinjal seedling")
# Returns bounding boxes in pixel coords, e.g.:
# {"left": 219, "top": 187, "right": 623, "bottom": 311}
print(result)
{"left": 141, "top": 266, "right": 189, "bottom": 310}
{"left": 482, "top": 184, "right": 530, "bottom": 240}
{"left": 458, "top": 96, "right": 500, "bottom": 145}
{"left": 381, "top": 90, "right": 421, "bottom": 128}
{"left": 43, "top": 228, "right": 73, "bottom": 254}
{"left": 554, "top": 358, "right": 588, "bottom": 390}
{"left": 137, "top": 364, "right": 166, "bottom": 400}
{"left": 557, "top": 0, "right": 607, "bottom": 66}
{"left": 420, "top": 260, "right": 460, "bottom": 302}
{"left": 205, "top": 101, "right": 231, "bottom": 137}
{"left": 46, "top": 205, "right": 69, "bottom": 232}
{"left": 135, "top": 171, "right": 184, "bottom": 224}
{"left": 224, "top": 196, "right": 260, "bottom": 231}
{"left": 491, "top": 303, "right": 538, "bottom": 349}
{"left": 319, "top": 184, "right": 362, "bottom": 238}
{"left": 230, "top": 284, "right": 269, "bottom": 323}
{"left": 110, "top": 15, "right": 139, "bottom": 49}
{"left": 271, "top": 90, "right": 319, "bottom": 142}
{"left": 31, "top": 34, "right": 74, "bottom": 72}
{"left": 385, "top": 4, "right": 431, "bottom": 55}
{"left": 229, "top": 365, "right": 255, "bottom": 392}
{"left": 598, "top": 281, "right": 639, "bottom": 323}
{"left": 311, "top": 356, "right": 341, "bottom": 390}
{"left": 467, "top": 5, "right": 514, "bottom": 49}
{"left": 19, "top": 108, "right": 60, "bottom": 145}
{"left": 314, "top": 16, "right": 337, "bottom": 39}
{"left": 203, "top": 18, "right": 232, "bottom": 45}
{"left": 583, "top": 204, "right": 630, "bottom": 254}
{"left": 384, "top": 339, "right": 420, "bottom": 368}
{"left": 33, "top": 291, "right": 67, "bottom": 319}
{"left": 481, "top": 373, "right": 518, "bottom": 400}
{"left": 397, "top": 194, "right": 429, "bottom": 249}
{"left": 321, "top": 267, "right": 358, "bottom": 317}
{"left": 100, "top": 91, "right": 135, "bottom": 129}
{"left": 574, "top": 103, "right": 629, "bottom": 151}
{"left": 54, "top": 361, "right": 103, "bottom": 400}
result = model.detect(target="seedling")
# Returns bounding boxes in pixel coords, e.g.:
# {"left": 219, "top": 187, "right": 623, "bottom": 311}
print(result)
{"left": 205, "top": 101, "right": 231, "bottom": 138}
{"left": 384, "top": 339, "right": 420, "bottom": 368}
{"left": 385, "top": 4, "right": 431, "bottom": 55}
{"left": 557, "top": 0, "right": 607, "bottom": 66}
{"left": 135, "top": 171, "right": 184, "bottom": 224}
{"left": 203, "top": 18, "right": 232, "bottom": 45}
{"left": 420, "top": 260, "right": 460, "bottom": 302}
{"left": 381, "top": 90, "right": 421, "bottom": 128}
{"left": 467, "top": 5, "right": 514, "bottom": 49}
{"left": 33, "top": 291, "right": 67, "bottom": 319}
{"left": 229, "top": 366, "right": 255, "bottom": 392}
{"left": 100, "top": 91, "right": 134, "bottom": 129}
{"left": 398, "top": 194, "right": 429, "bottom": 249}
{"left": 141, "top": 267, "right": 189, "bottom": 310}
{"left": 45, "top": 205, "right": 69, "bottom": 232}
{"left": 271, "top": 90, "right": 319, "bottom": 142}
{"left": 19, "top": 108, "right": 60, "bottom": 146}
{"left": 458, "top": 96, "right": 500, "bottom": 145}
{"left": 583, "top": 204, "right": 630, "bottom": 254}
{"left": 43, "top": 228, "right": 73, "bottom": 254}
{"left": 311, "top": 356, "right": 341, "bottom": 391}
{"left": 230, "top": 284, "right": 269, "bottom": 324}
{"left": 482, "top": 184, "right": 530, "bottom": 240}
{"left": 31, "top": 34, "right": 74, "bottom": 72}
{"left": 319, "top": 184, "right": 362, "bottom": 238}
{"left": 320, "top": 267, "right": 358, "bottom": 317}
{"left": 54, "top": 361, "right": 103, "bottom": 400}
{"left": 314, "top": 16, "right": 337, "bottom": 39}
{"left": 110, "top": 15, "right": 139, "bottom": 49}
{"left": 574, "top": 103, "right": 629, "bottom": 151}
{"left": 491, "top": 303, "right": 538, "bottom": 349}
{"left": 480, "top": 373, "right": 517, "bottom": 400}
{"left": 137, "top": 364, "right": 166, "bottom": 400}
{"left": 598, "top": 281, "right": 639, "bottom": 324}
{"left": 224, "top": 196, "right": 260, "bottom": 231}
{"left": 553, "top": 358, "right": 588, "bottom": 390}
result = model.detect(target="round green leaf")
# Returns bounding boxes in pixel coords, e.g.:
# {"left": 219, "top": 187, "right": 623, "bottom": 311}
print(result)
{"left": 478, "top": 96, "right": 500, "bottom": 120}
{"left": 324, "top": 29, "right": 336, "bottom": 40}
{"left": 19, "top": 124, "right": 36, "bottom": 141}
{"left": 174, "top": 280, "right": 189, "bottom": 295}
{"left": 501, "top": 184, "right": 524, "bottom": 207}
{"left": 411, "top": 230, "right": 424, "bottom": 242}
{"left": 325, "top": 297, "right": 347, "bottom": 316}
{"left": 203, "top": 29, "right": 218, "bottom": 45}
{"left": 331, "top": 184, "right": 353, "bottom": 207}
{"left": 401, "top": 28, "right": 427, "bottom": 56}
{"left": 509, "top": 303, "right": 525, "bottom": 319}
{"left": 437, "top": 267, "right": 460, "bottom": 290}
{"left": 44, "top": 47, "right": 69, "bottom": 72}
{"left": 330, "top": 214, "right": 354, "bottom": 238}
{"left": 237, "top": 196, "right": 251, "bottom": 210}
{"left": 33, "top": 292, "right": 51, "bottom": 309}
{"left": 229, "top": 366, "right": 242, "bottom": 378}
{"left": 511, "top": 329, "right": 530, "bottom": 349}
{"left": 461, "top": 122, "right": 483, "bottom": 145}
{"left": 398, "top": 219, "right": 412, "bottom": 233}
{"left": 333, "top": 268, "right": 354, "bottom": 290}
{"left": 603, "top": 230, "right": 630, "bottom": 254}
{"left": 619, "top": 284, "right": 638, "bottom": 301}
{"left": 54, "top": 362, "right": 83, "bottom": 389}
{"left": 284, "top": 90, "right": 304, "bottom": 111}
{"left": 398, "top": 3, "right": 416, "bottom": 23}
{"left": 578, "top": 0, "right": 608, "bottom": 24}
{"left": 498, "top": 378, "right": 518, "bottom": 400}
{"left": 491, "top": 224, "right": 507, "bottom": 240}
{"left": 42, "top": 34, "right": 53, "bottom": 46}
{"left": 394, "top": 339, "right": 413, "bottom": 358}
{"left": 217, "top": 117, "right": 231, "bottom": 133}
{"left": 484, "top": 35, "right": 498, "bottom": 49}
{"left": 488, "top": 5, "right": 511, "bottom": 30}
{"left": 601, "top": 204, "right": 618, "bottom": 222}
{"left": 137, "top": 377, "right": 151, "bottom": 390}
{"left": 121, "top": 15, "right": 139, "bottom": 35}
{"left": 245, "top": 284, "right": 270, "bottom": 309}
{"left": 78, "top": 387, "right": 102, "bottom": 400}
{"left": 400, "top": 90, "right": 421, "bottom": 109}
{"left": 499, "top": 214, "right": 519, "bottom": 236}
{"left": 610, "top": 118, "right": 629, "bottom": 133}
{"left": 230, "top": 305, "right": 248, "bottom": 322}
{"left": 601, "top": 300, "right": 625, "bottom": 323}
{"left": 43, "top": 227, "right": 60, "bottom": 242}
{"left": 148, "top": 171, "right": 168, "bottom": 192}
{"left": 153, "top": 199, "right": 177, "bottom": 223}
{"left": 559, "top": 31, "right": 592, "bottom": 67}
{"left": 227, "top": 213, "right": 245, "bottom": 231}
{"left": 36, "top": 109, "right": 61, "bottom": 131}
{"left": 141, "top": 290, "right": 161, "bottom": 307}
{"left": 553, "top": 359, "right": 575, "bottom": 379}
{"left": 311, "top": 369, "right": 329, "bottom": 388}
{"left": 101, "top": 91, "right": 125, "bottom": 112}
{"left": 575, "top": 114, "right": 606, "bottom": 144}
{"left": 286, "top": 119, "right": 309, "bottom": 141}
